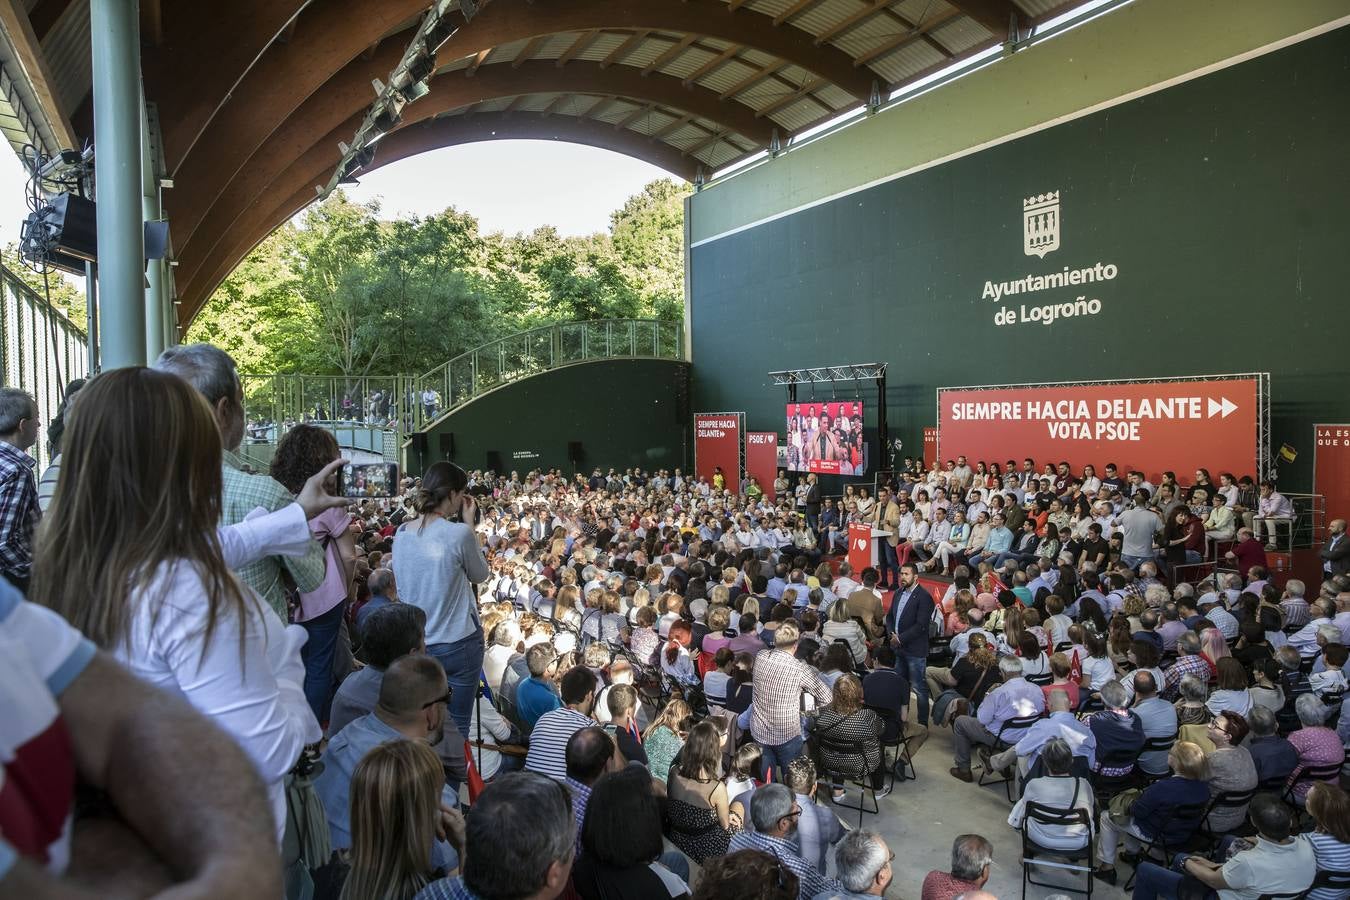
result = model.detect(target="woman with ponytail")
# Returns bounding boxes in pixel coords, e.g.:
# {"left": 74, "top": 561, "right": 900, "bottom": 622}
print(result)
{"left": 392, "top": 460, "right": 490, "bottom": 734}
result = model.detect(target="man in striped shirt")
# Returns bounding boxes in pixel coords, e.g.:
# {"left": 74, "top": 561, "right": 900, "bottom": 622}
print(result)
{"left": 0, "top": 389, "right": 40, "bottom": 594}
{"left": 525, "top": 666, "right": 597, "bottom": 781}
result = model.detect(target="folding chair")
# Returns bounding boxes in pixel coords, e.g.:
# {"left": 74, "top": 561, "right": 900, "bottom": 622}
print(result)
{"left": 1196, "top": 788, "right": 1256, "bottom": 850}
{"left": 1311, "top": 868, "right": 1350, "bottom": 893}
{"left": 866, "top": 702, "right": 916, "bottom": 787}
{"left": 1137, "top": 734, "right": 1175, "bottom": 785}
{"left": 1026, "top": 672, "right": 1054, "bottom": 687}
{"left": 1088, "top": 749, "right": 1139, "bottom": 810}
{"left": 978, "top": 713, "right": 1042, "bottom": 801}
{"left": 814, "top": 733, "right": 880, "bottom": 827}
{"left": 1122, "top": 801, "right": 1208, "bottom": 890}
{"left": 1284, "top": 761, "right": 1343, "bottom": 803}
{"left": 1020, "top": 801, "right": 1094, "bottom": 899}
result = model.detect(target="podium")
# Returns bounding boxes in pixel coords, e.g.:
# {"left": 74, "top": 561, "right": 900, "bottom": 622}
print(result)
{"left": 847, "top": 524, "right": 892, "bottom": 572}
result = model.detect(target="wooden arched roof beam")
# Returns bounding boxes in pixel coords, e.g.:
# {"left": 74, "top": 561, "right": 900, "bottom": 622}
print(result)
{"left": 436, "top": 0, "right": 877, "bottom": 101}
{"left": 143, "top": 0, "right": 430, "bottom": 258}
{"left": 174, "top": 59, "right": 769, "bottom": 287}
{"left": 175, "top": 112, "right": 698, "bottom": 327}
{"left": 142, "top": 0, "right": 309, "bottom": 167}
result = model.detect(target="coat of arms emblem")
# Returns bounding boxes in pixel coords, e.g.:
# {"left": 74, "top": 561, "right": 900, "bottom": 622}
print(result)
{"left": 1023, "top": 191, "right": 1060, "bottom": 258}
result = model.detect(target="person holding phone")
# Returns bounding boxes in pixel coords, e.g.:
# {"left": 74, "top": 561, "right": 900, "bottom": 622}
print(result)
{"left": 393, "top": 460, "right": 490, "bottom": 735}
{"left": 270, "top": 424, "right": 359, "bottom": 723}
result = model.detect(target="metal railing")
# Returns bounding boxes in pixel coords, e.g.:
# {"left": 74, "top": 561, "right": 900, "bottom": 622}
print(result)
{"left": 0, "top": 263, "right": 88, "bottom": 470}
{"left": 240, "top": 318, "right": 684, "bottom": 464}
{"left": 409, "top": 318, "right": 683, "bottom": 432}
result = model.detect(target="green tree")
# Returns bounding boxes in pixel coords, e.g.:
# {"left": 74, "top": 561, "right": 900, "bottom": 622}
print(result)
{"left": 610, "top": 178, "right": 689, "bottom": 320}
{"left": 189, "top": 176, "right": 690, "bottom": 378}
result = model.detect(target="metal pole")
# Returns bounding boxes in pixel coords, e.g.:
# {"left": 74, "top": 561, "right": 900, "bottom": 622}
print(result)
{"left": 83, "top": 261, "right": 99, "bottom": 371}
{"left": 142, "top": 101, "right": 163, "bottom": 357}
{"left": 91, "top": 0, "right": 145, "bottom": 367}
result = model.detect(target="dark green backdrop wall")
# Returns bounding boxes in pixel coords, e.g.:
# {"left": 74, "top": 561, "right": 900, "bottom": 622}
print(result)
{"left": 412, "top": 359, "right": 690, "bottom": 476}
{"left": 689, "top": 27, "right": 1349, "bottom": 493}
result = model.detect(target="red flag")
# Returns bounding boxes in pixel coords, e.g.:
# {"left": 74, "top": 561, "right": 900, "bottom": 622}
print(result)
{"left": 464, "top": 740, "right": 485, "bottom": 804}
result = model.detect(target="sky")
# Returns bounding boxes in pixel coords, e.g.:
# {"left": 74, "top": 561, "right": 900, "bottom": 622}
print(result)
{"left": 0, "top": 138, "right": 674, "bottom": 297}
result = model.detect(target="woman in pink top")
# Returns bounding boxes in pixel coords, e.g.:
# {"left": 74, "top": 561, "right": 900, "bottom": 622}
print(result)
{"left": 1289, "top": 693, "right": 1347, "bottom": 803}
{"left": 271, "top": 425, "right": 357, "bottom": 724}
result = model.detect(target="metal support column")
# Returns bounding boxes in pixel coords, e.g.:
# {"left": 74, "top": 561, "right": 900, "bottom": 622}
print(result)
{"left": 83, "top": 261, "right": 99, "bottom": 371}
{"left": 142, "top": 99, "right": 164, "bottom": 357}
{"left": 90, "top": 0, "right": 145, "bottom": 367}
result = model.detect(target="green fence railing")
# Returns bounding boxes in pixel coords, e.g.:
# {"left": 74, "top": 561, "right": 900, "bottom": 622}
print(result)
{"left": 240, "top": 318, "right": 684, "bottom": 466}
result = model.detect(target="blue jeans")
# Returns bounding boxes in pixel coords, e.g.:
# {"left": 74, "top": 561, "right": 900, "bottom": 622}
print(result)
{"left": 760, "top": 736, "right": 804, "bottom": 782}
{"left": 428, "top": 630, "right": 486, "bottom": 737}
{"left": 878, "top": 541, "right": 899, "bottom": 586}
{"left": 300, "top": 600, "right": 347, "bottom": 725}
{"left": 901, "top": 653, "right": 929, "bottom": 726}
{"left": 1184, "top": 549, "right": 1203, "bottom": 564}
{"left": 659, "top": 851, "right": 691, "bottom": 884}
{"left": 1132, "top": 853, "right": 1213, "bottom": 900}
{"left": 1121, "top": 554, "right": 1154, "bottom": 572}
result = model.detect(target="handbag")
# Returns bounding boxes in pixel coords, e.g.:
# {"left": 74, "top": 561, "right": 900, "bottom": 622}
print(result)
{"left": 1107, "top": 787, "right": 1143, "bottom": 825}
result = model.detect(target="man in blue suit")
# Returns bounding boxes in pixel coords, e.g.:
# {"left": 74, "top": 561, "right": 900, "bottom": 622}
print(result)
{"left": 886, "top": 562, "right": 936, "bottom": 727}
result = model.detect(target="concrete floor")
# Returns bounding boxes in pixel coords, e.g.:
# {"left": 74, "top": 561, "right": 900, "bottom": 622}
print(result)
{"left": 813, "top": 721, "right": 1131, "bottom": 900}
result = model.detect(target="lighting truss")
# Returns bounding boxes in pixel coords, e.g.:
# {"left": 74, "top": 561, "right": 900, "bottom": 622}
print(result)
{"left": 319, "top": 0, "right": 488, "bottom": 199}
{"left": 768, "top": 363, "right": 887, "bottom": 386}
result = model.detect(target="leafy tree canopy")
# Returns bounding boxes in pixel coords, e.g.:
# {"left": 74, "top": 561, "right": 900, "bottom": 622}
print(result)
{"left": 187, "top": 177, "right": 689, "bottom": 379}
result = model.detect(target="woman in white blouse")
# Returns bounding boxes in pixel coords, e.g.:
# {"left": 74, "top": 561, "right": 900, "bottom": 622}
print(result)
{"left": 32, "top": 368, "right": 348, "bottom": 840}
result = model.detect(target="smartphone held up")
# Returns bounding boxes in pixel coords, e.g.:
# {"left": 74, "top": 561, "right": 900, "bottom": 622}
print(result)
{"left": 336, "top": 462, "right": 399, "bottom": 498}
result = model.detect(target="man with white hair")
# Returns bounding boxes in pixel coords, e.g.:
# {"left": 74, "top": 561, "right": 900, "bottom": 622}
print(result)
{"left": 728, "top": 783, "right": 840, "bottom": 900}
{"left": 949, "top": 656, "right": 1045, "bottom": 782}
{"left": 1280, "top": 579, "right": 1311, "bottom": 629}
{"left": 814, "top": 830, "right": 893, "bottom": 900}
{"left": 1288, "top": 598, "right": 1335, "bottom": 658}
{"left": 922, "top": 834, "right": 993, "bottom": 900}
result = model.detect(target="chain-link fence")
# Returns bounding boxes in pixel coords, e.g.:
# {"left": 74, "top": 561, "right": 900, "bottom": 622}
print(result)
{"left": 0, "top": 264, "right": 88, "bottom": 470}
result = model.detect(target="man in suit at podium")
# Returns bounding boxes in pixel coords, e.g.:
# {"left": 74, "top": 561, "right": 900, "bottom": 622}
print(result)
{"left": 871, "top": 486, "right": 903, "bottom": 590}
{"left": 887, "top": 562, "right": 936, "bottom": 727}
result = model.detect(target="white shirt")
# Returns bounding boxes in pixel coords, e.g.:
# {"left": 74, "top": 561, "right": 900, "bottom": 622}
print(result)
{"left": 118, "top": 503, "right": 321, "bottom": 840}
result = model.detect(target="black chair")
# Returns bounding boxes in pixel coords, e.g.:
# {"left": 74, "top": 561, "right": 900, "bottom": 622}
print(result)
{"left": 1089, "top": 748, "right": 1139, "bottom": 809}
{"left": 814, "top": 732, "right": 881, "bottom": 827}
{"left": 1019, "top": 801, "right": 1094, "bottom": 899}
{"left": 866, "top": 703, "right": 917, "bottom": 788}
{"left": 1284, "top": 761, "right": 1343, "bottom": 805}
{"left": 1055, "top": 641, "right": 1073, "bottom": 654}
{"left": 1196, "top": 788, "right": 1256, "bottom": 849}
{"left": 928, "top": 635, "right": 954, "bottom": 668}
{"left": 1137, "top": 734, "right": 1175, "bottom": 785}
{"left": 978, "top": 713, "right": 1042, "bottom": 801}
{"left": 1121, "top": 801, "right": 1208, "bottom": 890}
{"left": 1312, "top": 868, "right": 1350, "bottom": 893}
{"left": 1026, "top": 672, "right": 1054, "bottom": 687}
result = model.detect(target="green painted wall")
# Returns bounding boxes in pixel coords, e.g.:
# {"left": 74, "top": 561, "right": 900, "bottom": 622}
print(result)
{"left": 688, "top": 26, "right": 1350, "bottom": 492}
{"left": 688, "top": 0, "right": 1350, "bottom": 244}
{"left": 412, "top": 359, "right": 690, "bottom": 476}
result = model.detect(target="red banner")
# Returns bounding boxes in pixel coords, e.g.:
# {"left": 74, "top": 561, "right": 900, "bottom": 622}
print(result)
{"left": 745, "top": 432, "right": 779, "bottom": 501}
{"left": 786, "top": 401, "right": 866, "bottom": 475}
{"left": 938, "top": 376, "right": 1262, "bottom": 484}
{"left": 1315, "top": 424, "right": 1350, "bottom": 522}
{"left": 923, "top": 427, "right": 939, "bottom": 470}
{"left": 847, "top": 522, "right": 873, "bottom": 574}
{"left": 694, "top": 413, "right": 742, "bottom": 492}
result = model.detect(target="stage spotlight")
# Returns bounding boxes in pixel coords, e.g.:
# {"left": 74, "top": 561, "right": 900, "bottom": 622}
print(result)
{"left": 370, "top": 105, "right": 403, "bottom": 139}
{"left": 408, "top": 54, "right": 435, "bottom": 83}
{"left": 423, "top": 18, "right": 455, "bottom": 55}
{"left": 401, "top": 79, "right": 431, "bottom": 103}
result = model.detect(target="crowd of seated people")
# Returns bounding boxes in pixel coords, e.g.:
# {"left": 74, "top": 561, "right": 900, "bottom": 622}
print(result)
{"left": 8, "top": 352, "right": 1350, "bottom": 900}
